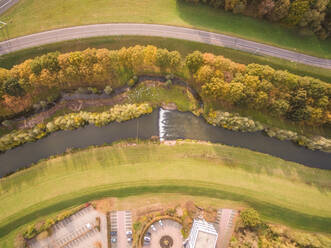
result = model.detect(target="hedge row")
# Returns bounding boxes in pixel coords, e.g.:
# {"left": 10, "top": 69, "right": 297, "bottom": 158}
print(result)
{"left": 23, "top": 204, "right": 89, "bottom": 240}
{"left": 0, "top": 103, "right": 152, "bottom": 152}
{"left": 206, "top": 110, "right": 331, "bottom": 152}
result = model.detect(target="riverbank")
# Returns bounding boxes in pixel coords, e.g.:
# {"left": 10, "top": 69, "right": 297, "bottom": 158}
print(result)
{"left": 1, "top": 78, "right": 330, "bottom": 156}
{"left": 0, "top": 141, "right": 330, "bottom": 247}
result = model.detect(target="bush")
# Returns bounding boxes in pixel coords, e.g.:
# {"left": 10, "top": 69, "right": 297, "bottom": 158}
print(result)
{"left": 76, "top": 87, "right": 89, "bottom": 94}
{"left": 206, "top": 110, "right": 264, "bottom": 132}
{"left": 127, "top": 76, "right": 138, "bottom": 87}
{"left": 240, "top": 208, "right": 261, "bottom": 230}
{"left": 23, "top": 224, "right": 38, "bottom": 239}
{"left": 88, "top": 87, "right": 99, "bottom": 94}
{"left": 104, "top": 85, "right": 113, "bottom": 95}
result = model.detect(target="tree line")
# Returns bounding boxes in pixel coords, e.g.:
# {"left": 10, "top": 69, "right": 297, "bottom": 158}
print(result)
{"left": 181, "top": 0, "right": 331, "bottom": 39}
{"left": 0, "top": 45, "right": 330, "bottom": 127}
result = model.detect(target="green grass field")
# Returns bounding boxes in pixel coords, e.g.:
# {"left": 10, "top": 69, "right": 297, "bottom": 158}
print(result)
{"left": 0, "top": 142, "right": 330, "bottom": 247}
{"left": 1, "top": 0, "right": 330, "bottom": 58}
{"left": 0, "top": 36, "right": 330, "bottom": 83}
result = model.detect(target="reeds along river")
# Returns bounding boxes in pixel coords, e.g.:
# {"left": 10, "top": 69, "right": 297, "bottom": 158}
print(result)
{"left": 0, "top": 109, "right": 330, "bottom": 178}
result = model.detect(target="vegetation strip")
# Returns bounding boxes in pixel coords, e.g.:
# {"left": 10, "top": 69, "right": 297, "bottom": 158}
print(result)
{"left": 0, "top": 46, "right": 329, "bottom": 133}
{"left": 0, "top": 0, "right": 330, "bottom": 58}
{"left": 0, "top": 36, "right": 329, "bottom": 83}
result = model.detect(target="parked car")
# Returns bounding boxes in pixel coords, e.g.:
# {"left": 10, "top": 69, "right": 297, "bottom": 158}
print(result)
{"left": 128, "top": 237, "right": 133, "bottom": 243}
{"left": 126, "top": 230, "right": 133, "bottom": 237}
{"left": 111, "top": 237, "right": 117, "bottom": 243}
{"left": 151, "top": 224, "right": 156, "bottom": 231}
{"left": 158, "top": 220, "right": 163, "bottom": 227}
{"left": 145, "top": 231, "right": 151, "bottom": 237}
{"left": 144, "top": 236, "right": 151, "bottom": 242}
{"left": 110, "top": 231, "right": 117, "bottom": 236}
{"left": 85, "top": 223, "right": 92, "bottom": 230}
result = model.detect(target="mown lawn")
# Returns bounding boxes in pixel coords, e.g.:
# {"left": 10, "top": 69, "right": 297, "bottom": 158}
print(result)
{"left": 0, "top": 0, "right": 330, "bottom": 58}
{"left": 0, "top": 36, "right": 330, "bottom": 83}
{"left": 0, "top": 142, "right": 330, "bottom": 247}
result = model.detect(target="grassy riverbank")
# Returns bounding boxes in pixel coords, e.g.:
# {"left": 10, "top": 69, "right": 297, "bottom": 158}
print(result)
{"left": 1, "top": 36, "right": 330, "bottom": 83}
{"left": 0, "top": 142, "right": 330, "bottom": 246}
{"left": 1, "top": 0, "right": 330, "bottom": 58}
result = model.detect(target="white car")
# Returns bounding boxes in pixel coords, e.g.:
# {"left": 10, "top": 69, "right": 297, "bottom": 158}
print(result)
{"left": 144, "top": 236, "right": 151, "bottom": 242}
{"left": 150, "top": 224, "right": 156, "bottom": 231}
{"left": 158, "top": 220, "right": 163, "bottom": 227}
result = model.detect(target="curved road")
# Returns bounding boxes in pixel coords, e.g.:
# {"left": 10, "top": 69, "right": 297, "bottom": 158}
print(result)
{"left": 0, "top": 23, "right": 331, "bottom": 69}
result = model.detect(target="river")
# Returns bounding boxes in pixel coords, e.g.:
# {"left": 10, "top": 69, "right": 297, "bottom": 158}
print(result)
{"left": 0, "top": 109, "right": 330, "bottom": 177}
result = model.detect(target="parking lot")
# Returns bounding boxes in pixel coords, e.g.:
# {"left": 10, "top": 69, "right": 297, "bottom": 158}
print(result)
{"left": 143, "top": 219, "right": 183, "bottom": 248}
{"left": 110, "top": 210, "right": 132, "bottom": 248}
{"left": 28, "top": 205, "right": 107, "bottom": 248}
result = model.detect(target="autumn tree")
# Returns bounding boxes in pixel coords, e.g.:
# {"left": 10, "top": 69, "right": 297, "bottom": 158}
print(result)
{"left": 185, "top": 51, "right": 204, "bottom": 73}
{"left": 267, "top": 0, "right": 290, "bottom": 21}
{"left": 2, "top": 77, "right": 25, "bottom": 97}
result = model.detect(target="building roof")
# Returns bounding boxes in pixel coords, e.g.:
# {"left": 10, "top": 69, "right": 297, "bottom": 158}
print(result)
{"left": 188, "top": 219, "right": 218, "bottom": 248}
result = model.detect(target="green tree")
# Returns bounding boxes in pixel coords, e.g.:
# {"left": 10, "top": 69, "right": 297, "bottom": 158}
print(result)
{"left": 185, "top": 51, "right": 204, "bottom": 73}
{"left": 240, "top": 208, "right": 262, "bottom": 230}
{"left": 286, "top": 0, "right": 311, "bottom": 25}
{"left": 228, "top": 82, "right": 246, "bottom": 104}
{"left": 30, "top": 52, "right": 60, "bottom": 75}
{"left": 267, "top": 0, "right": 290, "bottom": 21}
{"left": 2, "top": 78, "right": 25, "bottom": 97}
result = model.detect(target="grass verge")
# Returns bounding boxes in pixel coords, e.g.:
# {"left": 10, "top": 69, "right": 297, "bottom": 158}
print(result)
{"left": 0, "top": 142, "right": 330, "bottom": 247}
{"left": 0, "top": 36, "right": 330, "bottom": 83}
{"left": 0, "top": 0, "right": 330, "bottom": 58}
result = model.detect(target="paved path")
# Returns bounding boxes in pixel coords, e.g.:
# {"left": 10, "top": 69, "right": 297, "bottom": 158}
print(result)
{"left": 0, "top": 0, "right": 19, "bottom": 15}
{"left": 110, "top": 210, "right": 132, "bottom": 248}
{"left": 216, "top": 209, "right": 238, "bottom": 248}
{"left": 0, "top": 23, "right": 330, "bottom": 69}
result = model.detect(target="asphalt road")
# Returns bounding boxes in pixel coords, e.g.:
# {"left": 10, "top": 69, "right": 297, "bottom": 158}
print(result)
{"left": 0, "top": 0, "right": 19, "bottom": 15}
{"left": 0, "top": 23, "right": 330, "bottom": 69}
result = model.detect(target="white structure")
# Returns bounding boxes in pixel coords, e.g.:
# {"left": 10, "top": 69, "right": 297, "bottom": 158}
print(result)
{"left": 187, "top": 218, "right": 218, "bottom": 248}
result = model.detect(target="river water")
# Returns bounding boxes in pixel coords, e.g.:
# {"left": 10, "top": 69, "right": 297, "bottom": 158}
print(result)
{"left": 0, "top": 109, "right": 330, "bottom": 177}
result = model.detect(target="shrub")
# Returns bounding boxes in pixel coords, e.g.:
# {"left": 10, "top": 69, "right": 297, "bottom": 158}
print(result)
{"left": 88, "top": 87, "right": 99, "bottom": 94}
{"left": 240, "top": 208, "right": 261, "bottom": 230}
{"left": 104, "top": 85, "right": 113, "bottom": 95}
{"left": 127, "top": 76, "right": 138, "bottom": 87}
{"left": 23, "top": 224, "right": 38, "bottom": 239}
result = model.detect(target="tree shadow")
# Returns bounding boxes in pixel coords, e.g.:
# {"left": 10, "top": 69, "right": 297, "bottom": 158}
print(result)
{"left": 175, "top": 1, "right": 331, "bottom": 56}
